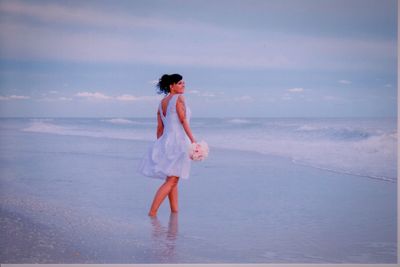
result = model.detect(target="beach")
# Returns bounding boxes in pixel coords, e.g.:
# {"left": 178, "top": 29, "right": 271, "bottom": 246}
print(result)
{"left": 0, "top": 118, "right": 397, "bottom": 263}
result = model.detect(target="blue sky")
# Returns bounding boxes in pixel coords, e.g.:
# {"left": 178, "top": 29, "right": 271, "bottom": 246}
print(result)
{"left": 0, "top": 0, "right": 397, "bottom": 118}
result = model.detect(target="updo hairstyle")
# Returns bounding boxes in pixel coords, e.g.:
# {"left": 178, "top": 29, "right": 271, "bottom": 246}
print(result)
{"left": 157, "top": 73, "right": 183, "bottom": 95}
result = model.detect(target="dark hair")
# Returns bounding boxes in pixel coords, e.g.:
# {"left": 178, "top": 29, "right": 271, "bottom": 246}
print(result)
{"left": 157, "top": 73, "right": 183, "bottom": 95}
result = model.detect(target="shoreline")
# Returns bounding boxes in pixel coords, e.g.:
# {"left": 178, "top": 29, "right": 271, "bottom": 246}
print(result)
{"left": 9, "top": 127, "right": 398, "bottom": 184}
{"left": 0, "top": 131, "right": 396, "bottom": 263}
{"left": 5, "top": 115, "right": 396, "bottom": 184}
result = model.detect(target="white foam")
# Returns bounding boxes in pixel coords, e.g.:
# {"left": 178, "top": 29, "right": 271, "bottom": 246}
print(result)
{"left": 202, "top": 127, "right": 397, "bottom": 181}
{"left": 22, "top": 121, "right": 154, "bottom": 141}
{"left": 20, "top": 118, "right": 397, "bottom": 181}
{"left": 227, "top": 118, "right": 251, "bottom": 124}
{"left": 103, "top": 118, "right": 135, "bottom": 125}
{"left": 296, "top": 125, "right": 324, "bottom": 131}
{"left": 22, "top": 121, "right": 67, "bottom": 134}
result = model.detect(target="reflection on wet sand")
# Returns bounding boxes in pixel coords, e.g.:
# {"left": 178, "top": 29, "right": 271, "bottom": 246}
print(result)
{"left": 150, "top": 213, "right": 178, "bottom": 262}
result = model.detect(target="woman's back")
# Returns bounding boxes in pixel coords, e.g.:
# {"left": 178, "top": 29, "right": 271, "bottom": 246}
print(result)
{"left": 159, "top": 94, "right": 191, "bottom": 136}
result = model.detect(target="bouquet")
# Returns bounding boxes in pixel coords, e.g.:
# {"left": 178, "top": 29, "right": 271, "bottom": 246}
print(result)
{"left": 188, "top": 141, "right": 209, "bottom": 161}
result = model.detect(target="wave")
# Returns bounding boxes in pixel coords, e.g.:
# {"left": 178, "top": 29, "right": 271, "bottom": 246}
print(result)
{"left": 31, "top": 118, "right": 54, "bottom": 122}
{"left": 294, "top": 123, "right": 386, "bottom": 141}
{"left": 22, "top": 121, "right": 67, "bottom": 134}
{"left": 103, "top": 118, "right": 136, "bottom": 125}
{"left": 20, "top": 118, "right": 397, "bottom": 182}
{"left": 227, "top": 118, "right": 252, "bottom": 124}
{"left": 292, "top": 159, "right": 397, "bottom": 183}
{"left": 200, "top": 126, "right": 397, "bottom": 182}
{"left": 22, "top": 120, "right": 154, "bottom": 141}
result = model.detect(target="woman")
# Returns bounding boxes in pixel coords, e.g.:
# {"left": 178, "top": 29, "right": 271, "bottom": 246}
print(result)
{"left": 138, "top": 73, "right": 196, "bottom": 217}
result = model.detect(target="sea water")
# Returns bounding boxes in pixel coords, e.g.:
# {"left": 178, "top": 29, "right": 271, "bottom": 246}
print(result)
{"left": 0, "top": 117, "right": 397, "bottom": 263}
{"left": 17, "top": 117, "right": 397, "bottom": 182}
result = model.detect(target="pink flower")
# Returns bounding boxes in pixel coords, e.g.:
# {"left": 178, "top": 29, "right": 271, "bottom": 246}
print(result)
{"left": 188, "top": 141, "right": 209, "bottom": 161}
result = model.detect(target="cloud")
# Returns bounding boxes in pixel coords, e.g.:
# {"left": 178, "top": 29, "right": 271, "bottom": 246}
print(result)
{"left": 188, "top": 90, "right": 217, "bottom": 97}
{"left": 38, "top": 96, "right": 73, "bottom": 102}
{"left": 75, "top": 91, "right": 160, "bottom": 102}
{"left": 11, "top": 95, "right": 30, "bottom": 99}
{"left": 0, "top": 1, "right": 172, "bottom": 31}
{"left": 115, "top": 94, "right": 139, "bottom": 101}
{"left": 234, "top": 95, "right": 253, "bottom": 102}
{"left": 58, "top": 97, "right": 72, "bottom": 101}
{"left": 0, "top": 95, "right": 30, "bottom": 100}
{"left": 282, "top": 88, "right": 308, "bottom": 100}
{"left": 338, "top": 80, "right": 352, "bottom": 84}
{"left": 117, "top": 95, "right": 161, "bottom": 102}
{"left": 385, "top": 84, "right": 392, "bottom": 88}
{"left": 46, "top": 96, "right": 73, "bottom": 102}
{"left": 0, "top": 1, "right": 395, "bottom": 70}
{"left": 281, "top": 94, "right": 292, "bottom": 101}
{"left": 201, "top": 93, "right": 216, "bottom": 97}
{"left": 287, "top": 88, "right": 304, "bottom": 93}
{"left": 75, "top": 92, "right": 112, "bottom": 100}
{"left": 323, "top": 95, "right": 343, "bottom": 101}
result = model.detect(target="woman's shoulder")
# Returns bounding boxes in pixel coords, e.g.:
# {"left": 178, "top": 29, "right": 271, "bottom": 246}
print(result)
{"left": 176, "top": 94, "right": 186, "bottom": 104}
{"left": 176, "top": 93, "right": 185, "bottom": 100}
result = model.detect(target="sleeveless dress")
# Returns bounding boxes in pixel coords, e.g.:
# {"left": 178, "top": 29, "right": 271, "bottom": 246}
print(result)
{"left": 138, "top": 93, "right": 191, "bottom": 180}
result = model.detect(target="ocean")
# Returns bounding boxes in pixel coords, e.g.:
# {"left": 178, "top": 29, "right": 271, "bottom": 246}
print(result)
{"left": 0, "top": 117, "right": 397, "bottom": 263}
{"left": 16, "top": 117, "right": 397, "bottom": 182}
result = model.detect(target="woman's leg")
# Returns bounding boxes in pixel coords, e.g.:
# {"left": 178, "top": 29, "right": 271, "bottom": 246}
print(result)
{"left": 149, "top": 176, "right": 179, "bottom": 216}
{"left": 168, "top": 183, "right": 178, "bottom": 213}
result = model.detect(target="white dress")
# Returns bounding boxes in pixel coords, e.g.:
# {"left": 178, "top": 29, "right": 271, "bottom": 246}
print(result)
{"left": 138, "top": 93, "right": 191, "bottom": 180}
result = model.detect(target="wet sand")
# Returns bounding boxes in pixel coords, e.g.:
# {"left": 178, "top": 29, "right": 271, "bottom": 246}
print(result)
{"left": 0, "top": 131, "right": 397, "bottom": 263}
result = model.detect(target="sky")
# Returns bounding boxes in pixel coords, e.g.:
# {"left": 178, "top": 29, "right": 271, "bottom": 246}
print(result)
{"left": 0, "top": 0, "right": 397, "bottom": 118}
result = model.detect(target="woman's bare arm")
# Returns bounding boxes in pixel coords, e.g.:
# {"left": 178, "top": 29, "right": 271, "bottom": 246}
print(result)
{"left": 176, "top": 95, "right": 196, "bottom": 143}
{"left": 156, "top": 110, "right": 164, "bottom": 138}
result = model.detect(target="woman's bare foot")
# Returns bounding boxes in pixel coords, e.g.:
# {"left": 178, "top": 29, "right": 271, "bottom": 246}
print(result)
{"left": 148, "top": 211, "right": 157, "bottom": 217}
